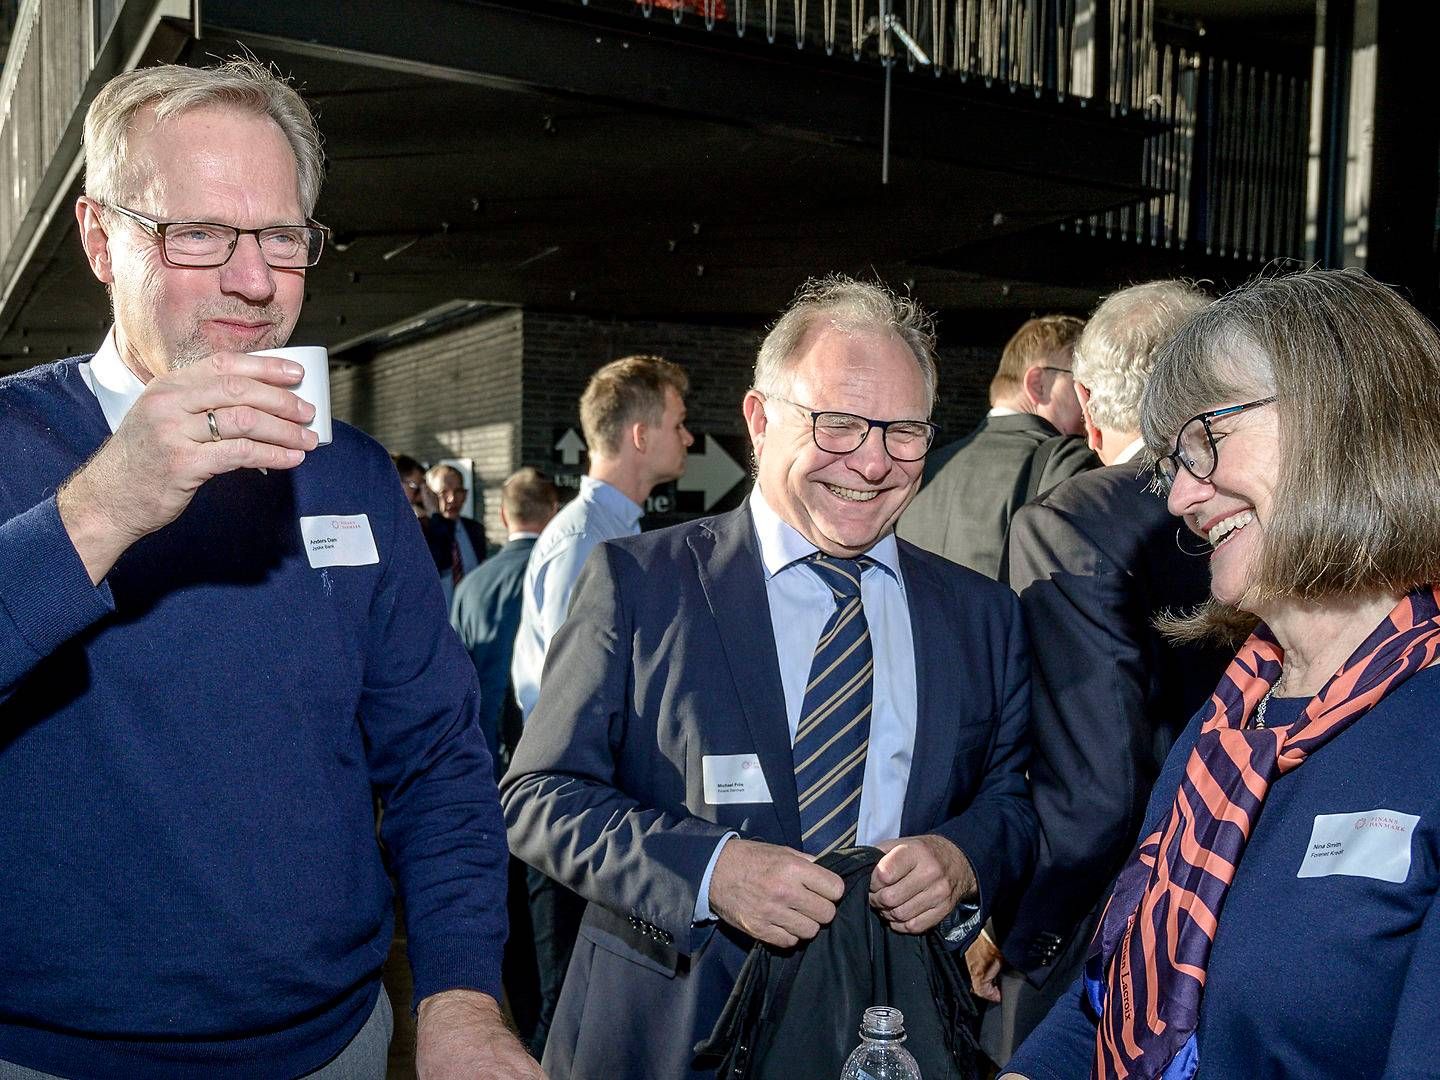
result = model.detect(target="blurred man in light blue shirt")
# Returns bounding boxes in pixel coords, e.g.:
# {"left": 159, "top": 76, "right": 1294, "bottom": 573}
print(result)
{"left": 509, "top": 353, "right": 692, "bottom": 1057}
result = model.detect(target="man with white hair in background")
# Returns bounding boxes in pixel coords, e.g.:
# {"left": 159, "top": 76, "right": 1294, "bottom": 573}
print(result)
{"left": 0, "top": 62, "right": 534, "bottom": 1079}
{"left": 969, "top": 281, "right": 1232, "bottom": 1068}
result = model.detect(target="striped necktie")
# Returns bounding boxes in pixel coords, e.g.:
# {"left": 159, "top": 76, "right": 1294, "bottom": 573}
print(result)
{"left": 793, "top": 554, "right": 874, "bottom": 857}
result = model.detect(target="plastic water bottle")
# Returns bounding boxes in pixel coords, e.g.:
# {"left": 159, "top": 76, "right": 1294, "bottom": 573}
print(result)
{"left": 839, "top": 1005, "right": 922, "bottom": 1080}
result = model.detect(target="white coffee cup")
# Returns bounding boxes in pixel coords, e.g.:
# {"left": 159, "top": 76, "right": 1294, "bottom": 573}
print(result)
{"left": 251, "top": 345, "right": 332, "bottom": 446}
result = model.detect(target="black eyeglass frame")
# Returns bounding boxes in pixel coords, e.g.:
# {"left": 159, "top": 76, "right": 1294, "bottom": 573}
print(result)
{"left": 762, "top": 393, "right": 940, "bottom": 462}
{"left": 106, "top": 203, "right": 331, "bottom": 269}
{"left": 1153, "top": 396, "right": 1277, "bottom": 491}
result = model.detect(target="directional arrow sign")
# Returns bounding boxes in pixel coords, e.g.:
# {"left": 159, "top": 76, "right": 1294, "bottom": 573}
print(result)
{"left": 554, "top": 428, "right": 587, "bottom": 466}
{"left": 677, "top": 435, "right": 746, "bottom": 511}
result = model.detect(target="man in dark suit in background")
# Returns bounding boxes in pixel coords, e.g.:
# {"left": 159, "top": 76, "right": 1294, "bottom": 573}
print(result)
{"left": 451, "top": 467, "right": 560, "bottom": 773}
{"left": 502, "top": 275, "right": 1037, "bottom": 1080}
{"left": 970, "top": 281, "right": 1232, "bottom": 1067}
{"left": 427, "top": 462, "right": 488, "bottom": 611}
{"left": 898, "top": 315, "right": 1098, "bottom": 576}
{"left": 450, "top": 466, "right": 559, "bottom": 1050}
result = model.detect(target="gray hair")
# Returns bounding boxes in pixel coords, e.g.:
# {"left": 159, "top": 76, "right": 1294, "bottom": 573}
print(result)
{"left": 754, "top": 275, "right": 938, "bottom": 411}
{"left": 84, "top": 60, "right": 325, "bottom": 216}
{"left": 1072, "top": 280, "right": 1210, "bottom": 432}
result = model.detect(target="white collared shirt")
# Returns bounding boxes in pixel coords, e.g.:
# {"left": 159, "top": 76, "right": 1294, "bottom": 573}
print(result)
{"left": 77, "top": 329, "right": 146, "bottom": 434}
{"left": 1114, "top": 437, "right": 1145, "bottom": 465}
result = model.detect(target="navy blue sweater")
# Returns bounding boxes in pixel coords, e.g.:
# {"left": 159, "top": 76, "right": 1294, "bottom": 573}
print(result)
{"left": 0, "top": 359, "right": 507, "bottom": 1078}
{"left": 1009, "top": 666, "right": 1440, "bottom": 1080}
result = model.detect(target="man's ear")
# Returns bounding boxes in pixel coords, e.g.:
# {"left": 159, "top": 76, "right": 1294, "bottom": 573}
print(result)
{"left": 1075, "top": 381, "right": 1102, "bottom": 452}
{"left": 742, "top": 390, "right": 769, "bottom": 452}
{"left": 75, "top": 198, "right": 116, "bottom": 285}
{"left": 1021, "top": 364, "right": 1048, "bottom": 407}
{"left": 628, "top": 419, "right": 648, "bottom": 455}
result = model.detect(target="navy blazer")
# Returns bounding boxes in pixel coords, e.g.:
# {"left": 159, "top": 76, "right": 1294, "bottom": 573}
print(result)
{"left": 501, "top": 504, "right": 1037, "bottom": 1080}
{"left": 999, "top": 465, "right": 1230, "bottom": 983}
{"left": 425, "top": 513, "right": 488, "bottom": 574}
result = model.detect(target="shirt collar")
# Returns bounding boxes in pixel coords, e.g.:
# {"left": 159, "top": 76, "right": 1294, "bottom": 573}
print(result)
{"left": 1114, "top": 437, "right": 1145, "bottom": 465}
{"left": 747, "top": 485, "right": 902, "bottom": 585}
{"left": 82, "top": 328, "right": 147, "bottom": 434}
{"left": 581, "top": 474, "right": 644, "bottom": 527}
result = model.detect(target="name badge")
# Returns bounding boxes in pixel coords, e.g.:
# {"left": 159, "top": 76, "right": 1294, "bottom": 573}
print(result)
{"left": 1297, "top": 808, "right": 1420, "bottom": 884}
{"left": 703, "top": 754, "right": 773, "bottom": 805}
{"left": 299, "top": 514, "right": 380, "bottom": 568}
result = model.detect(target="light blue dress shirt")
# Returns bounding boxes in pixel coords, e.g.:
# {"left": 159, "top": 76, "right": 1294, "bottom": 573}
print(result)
{"left": 695, "top": 485, "right": 919, "bottom": 919}
{"left": 511, "top": 475, "right": 644, "bottom": 723}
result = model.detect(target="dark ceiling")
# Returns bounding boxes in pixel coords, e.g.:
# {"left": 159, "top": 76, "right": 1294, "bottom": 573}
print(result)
{"left": 0, "top": 0, "right": 1303, "bottom": 370}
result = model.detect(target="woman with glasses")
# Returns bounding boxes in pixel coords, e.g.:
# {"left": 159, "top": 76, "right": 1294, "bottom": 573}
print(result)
{"left": 1002, "top": 267, "right": 1440, "bottom": 1080}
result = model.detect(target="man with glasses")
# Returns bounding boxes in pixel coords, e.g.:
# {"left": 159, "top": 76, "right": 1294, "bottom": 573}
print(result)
{"left": 502, "top": 276, "right": 1037, "bottom": 1079}
{"left": 899, "top": 314, "right": 1098, "bottom": 577}
{"left": 425, "top": 462, "right": 489, "bottom": 611}
{"left": 0, "top": 62, "right": 534, "bottom": 1078}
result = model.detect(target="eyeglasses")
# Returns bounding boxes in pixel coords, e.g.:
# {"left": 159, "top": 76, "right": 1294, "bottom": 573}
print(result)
{"left": 764, "top": 394, "right": 938, "bottom": 462}
{"left": 1153, "top": 397, "right": 1276, "bottom": 492}
{"left": 106, "top": 204, "right": 330, "bottom": 269}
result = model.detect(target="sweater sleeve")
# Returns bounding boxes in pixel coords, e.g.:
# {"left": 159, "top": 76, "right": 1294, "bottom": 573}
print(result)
{"left": 0, "top": 496, "right": 115, "bottom": 704}
{"left": 360, "top": 476, "right": 508, "bottom": 1009}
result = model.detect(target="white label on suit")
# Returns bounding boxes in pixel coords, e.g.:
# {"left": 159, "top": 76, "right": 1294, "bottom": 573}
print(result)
{"left": 703, "top": 754, "right": 773, "bottom": 804}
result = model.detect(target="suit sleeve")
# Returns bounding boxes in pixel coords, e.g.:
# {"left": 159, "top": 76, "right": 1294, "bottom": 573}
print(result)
{"left": 997, "top": 501, "right": 1153, "bottom": 979}
{"left": 501, "top": 543, "right": 732, "bottom": 953}
{"left": 1037, "top": 439, "right": 1100, "bottom": 493}
{"left": 929, "top": 585, "right": 1038, "bottom": 943}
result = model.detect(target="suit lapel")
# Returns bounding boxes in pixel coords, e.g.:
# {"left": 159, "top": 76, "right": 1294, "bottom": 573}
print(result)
{"left": 689, "top": 506, "right": 803, "bottom": 847}
{"left": 897, "top": 544, "right": 958, "bottom": 835}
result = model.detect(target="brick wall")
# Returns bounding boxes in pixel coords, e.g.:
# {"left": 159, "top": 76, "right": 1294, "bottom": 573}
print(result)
{"left": 330, "top": 310, "right": 523, "bottom": 540}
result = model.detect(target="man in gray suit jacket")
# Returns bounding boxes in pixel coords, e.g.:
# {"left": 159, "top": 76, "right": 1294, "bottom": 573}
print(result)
{"left": 898, "top": 315, "right": 1098, "bottom": 576}
{"left": 501, "top": 276, "right": 1038, "bottom": 1079}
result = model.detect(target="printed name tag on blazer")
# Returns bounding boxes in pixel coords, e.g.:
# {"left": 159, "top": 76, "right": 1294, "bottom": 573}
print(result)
{"left": 1297, "top": 808, "right": 1420, "bottom": 884}
{"left": 703, "top": 754, "right": 773, "bottom": 804}
{"left": 299, "top": 515, "right": 380, "bottom": 568}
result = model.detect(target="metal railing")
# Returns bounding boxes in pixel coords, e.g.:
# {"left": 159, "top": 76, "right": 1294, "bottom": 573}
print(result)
{"left": 588, "top": 0, "right": 1312, "bottom": 265}
{"left": 1070, "top": 39, "right": 1310, "bottom": 262}
{"left": 588, "top": 0, "right": 1128, "bottom": 102}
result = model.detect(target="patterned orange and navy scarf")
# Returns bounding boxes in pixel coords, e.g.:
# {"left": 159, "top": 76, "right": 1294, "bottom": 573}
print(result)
{"left": 1083, "top": 586, "right": 1440, "bottom": 1080}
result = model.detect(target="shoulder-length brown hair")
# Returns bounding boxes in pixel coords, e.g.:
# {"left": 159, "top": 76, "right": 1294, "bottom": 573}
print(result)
{"left": 1141, "top": 268, "right": 1440, "bottom": 639}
